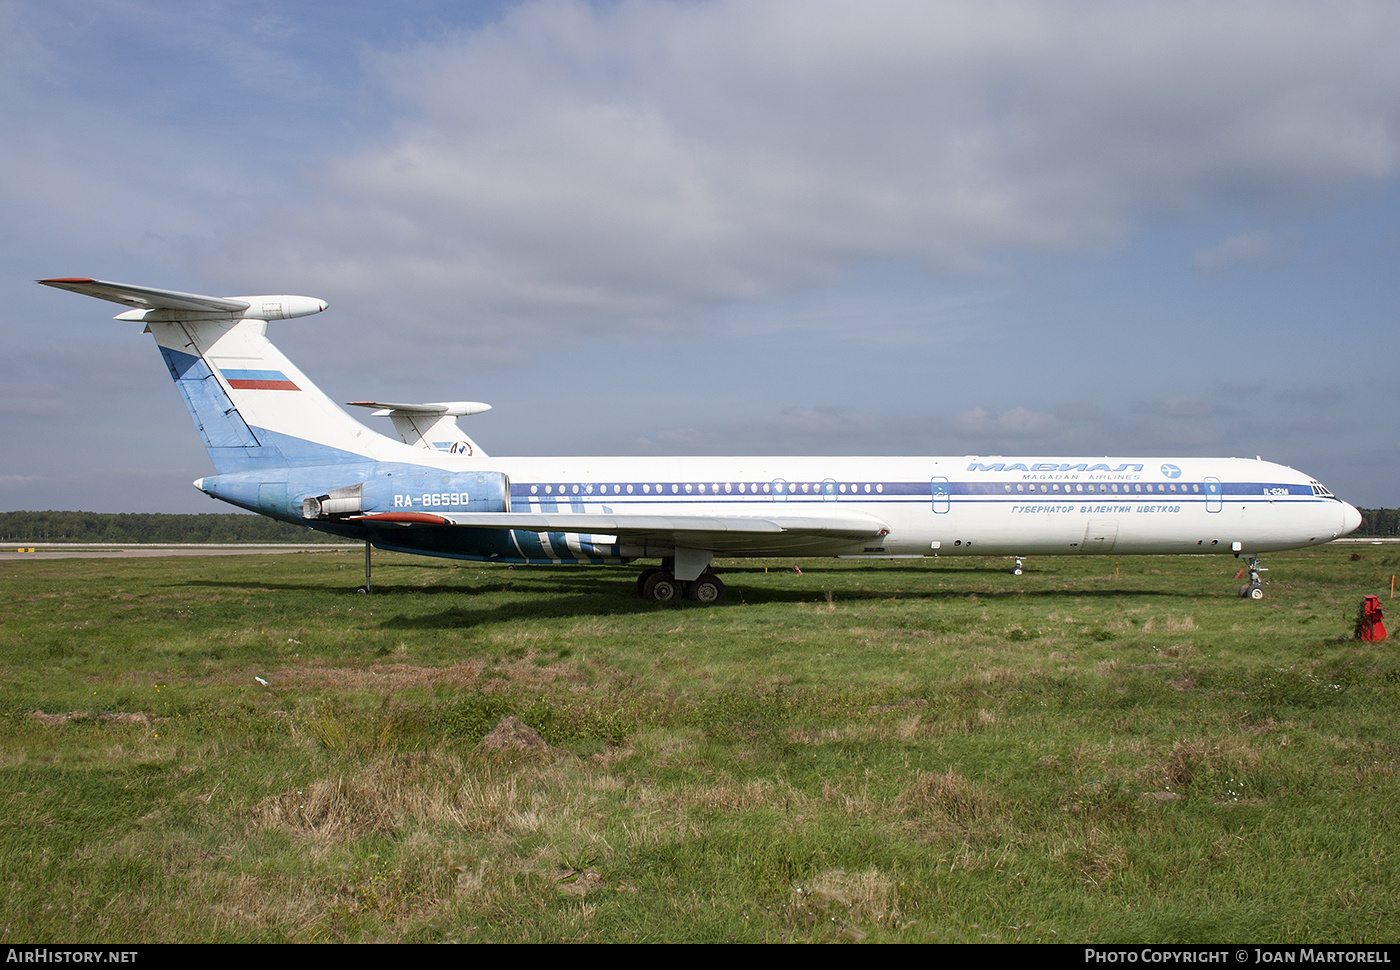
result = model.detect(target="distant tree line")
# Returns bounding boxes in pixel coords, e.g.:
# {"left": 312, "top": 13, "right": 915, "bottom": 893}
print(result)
{"left": 0, "top": 511, "right": 346, "bottom": 544}
{"left": 1357, "top": 509, "right": 1400, "bottom": 538}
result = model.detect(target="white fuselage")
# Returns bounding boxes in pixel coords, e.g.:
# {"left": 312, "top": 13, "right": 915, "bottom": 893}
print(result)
{"left": 386, "top": 452, "right": 1358, "bottom": 561}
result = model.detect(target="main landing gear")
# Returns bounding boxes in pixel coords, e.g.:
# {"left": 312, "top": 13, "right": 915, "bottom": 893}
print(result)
{"left": 1238, "top": 555, "right": 1266, "bottom": 600}
{"left": 637, "top": 565, "right": 727, "bottom": 604}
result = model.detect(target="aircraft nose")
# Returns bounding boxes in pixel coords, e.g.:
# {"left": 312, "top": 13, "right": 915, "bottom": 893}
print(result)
{"left": 1341, "top": 502, "right": 1363, "bottom": 537}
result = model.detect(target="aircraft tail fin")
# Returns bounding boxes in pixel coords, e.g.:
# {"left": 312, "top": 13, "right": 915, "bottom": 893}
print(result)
{"left": 40, "top": 278, "right": 409, "bottom": 474}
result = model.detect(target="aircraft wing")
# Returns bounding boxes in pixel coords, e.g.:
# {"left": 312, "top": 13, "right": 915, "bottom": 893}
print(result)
{"left": 37, "top": 278, "right": 251, "bottom": 313}
{"left": 348, "top": 510, "right": 889, "bottom": 553}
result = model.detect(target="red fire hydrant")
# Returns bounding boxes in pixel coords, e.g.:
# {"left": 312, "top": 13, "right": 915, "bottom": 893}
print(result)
{"left": 1356, "top": 595, "right": 1387, "bottom": 641}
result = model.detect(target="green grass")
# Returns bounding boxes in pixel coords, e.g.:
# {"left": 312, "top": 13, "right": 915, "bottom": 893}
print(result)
{"left": 1, "top": 545, "right": 1398, "bottom": 942}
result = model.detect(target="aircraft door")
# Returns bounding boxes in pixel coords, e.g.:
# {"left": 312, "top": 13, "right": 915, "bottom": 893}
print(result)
{"left": 931, "top": 477, "right": 950, "bottom": 514}
{"left": 822, "top": 479, "right": 838, "bottom": 501}
{"left": 1205, "top": 477, "right": 1222, "bottom": 513}
{"left": 772, "top": 479, "right": 788, "bottom": 502}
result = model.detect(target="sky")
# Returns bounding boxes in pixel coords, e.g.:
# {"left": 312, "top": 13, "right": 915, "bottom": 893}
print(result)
{"left": 2, "top": 0, "right": 1398, "bottom": 512}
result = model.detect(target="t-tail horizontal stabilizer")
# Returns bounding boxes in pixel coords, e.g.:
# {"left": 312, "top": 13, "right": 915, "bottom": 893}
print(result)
{"left": 348, "top": 400, "right": 491, "bottom": 457}
{"left": 37, "top": 278, "right": 327, "bottom": 320}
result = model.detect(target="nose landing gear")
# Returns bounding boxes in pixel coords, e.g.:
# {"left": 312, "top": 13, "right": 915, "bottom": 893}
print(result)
{"left": 1238, "top": 555, "right": 1266, "bottom": 600}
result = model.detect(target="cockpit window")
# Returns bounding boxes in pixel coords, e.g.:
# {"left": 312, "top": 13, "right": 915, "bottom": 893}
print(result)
{"left": 1310, "top": 480, "right": 1335, "bottom": 497}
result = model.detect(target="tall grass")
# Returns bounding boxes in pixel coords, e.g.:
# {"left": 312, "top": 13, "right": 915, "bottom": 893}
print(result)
{"left": 1, "top": 546, "right": 1396, "bottom": 941}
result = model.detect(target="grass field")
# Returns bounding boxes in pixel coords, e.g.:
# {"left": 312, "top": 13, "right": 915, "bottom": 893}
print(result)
{"left": 2, "top": 544, "right": 1397, "bottom": 942}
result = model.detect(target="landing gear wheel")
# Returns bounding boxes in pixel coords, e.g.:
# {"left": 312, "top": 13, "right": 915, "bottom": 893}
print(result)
{"left": 643, "top": 572, "right": 681, "bottom": 602}
{"left": 637, "top": 567, "right": 660, "bottom": 597}
{"left": 687, "top": 572, "right": 726, "bottom": 604}
{"left": 1237, "top": 555, "right": 1266, "bottom": 600}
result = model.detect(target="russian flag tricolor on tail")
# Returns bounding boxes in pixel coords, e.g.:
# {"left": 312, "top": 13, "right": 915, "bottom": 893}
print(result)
{"left": 221, "top": 368, "right": 301, "bottom": 391}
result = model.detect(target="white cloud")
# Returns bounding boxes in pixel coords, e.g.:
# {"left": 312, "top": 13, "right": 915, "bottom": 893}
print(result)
{"left": 205, "top": 0, "right": 1400, "bottom": 358}
{"left": 1140, "top": 396, "right": 1219, "bottom": 418}
{"left": 621, "top": 407, "right": 884, "bottom": 455}
{"left": 1193, "top": 232, "right": 1291, "bottom": 276}
{"left": 951, "top": 406, "right": 1060, "bottom": 438}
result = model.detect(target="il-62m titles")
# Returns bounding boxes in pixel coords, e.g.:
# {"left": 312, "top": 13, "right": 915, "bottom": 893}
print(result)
{"left": 41, "top": 278, "right": 1362, "bottom": 603}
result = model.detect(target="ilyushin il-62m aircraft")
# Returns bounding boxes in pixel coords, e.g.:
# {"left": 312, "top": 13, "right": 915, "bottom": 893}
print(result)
{"left": 41, "top": 278, "right": 1363, "bottom": 604}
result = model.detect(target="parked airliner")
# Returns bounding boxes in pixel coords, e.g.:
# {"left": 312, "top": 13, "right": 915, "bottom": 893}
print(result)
{"left": 41, "top": 278, "right": 1362, "bottom": 603}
